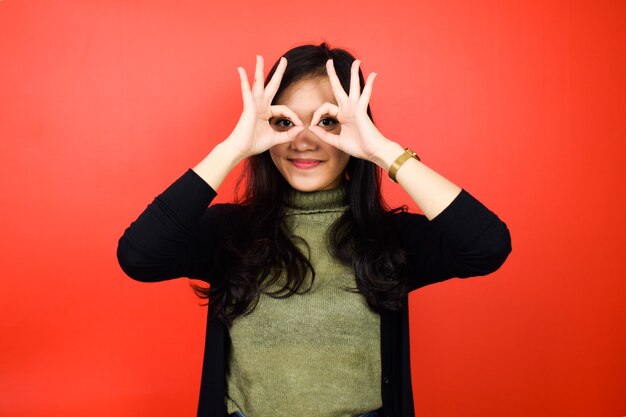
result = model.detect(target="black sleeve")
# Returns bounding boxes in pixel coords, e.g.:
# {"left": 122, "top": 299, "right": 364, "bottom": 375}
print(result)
{"left": 116, "top": 169, "right": 228, "bottom": 284}
{"left": 393, "top": 189, "right": 512, "bottom": 290}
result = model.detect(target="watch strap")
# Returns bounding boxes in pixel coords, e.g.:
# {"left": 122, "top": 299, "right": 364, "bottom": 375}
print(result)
{"left": 388, "top": 148, "right": 420, "bottom": 183}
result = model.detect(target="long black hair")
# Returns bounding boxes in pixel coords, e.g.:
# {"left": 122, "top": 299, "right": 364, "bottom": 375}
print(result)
{"left": 194, "top": 43, "right": 410, "bottom": 325}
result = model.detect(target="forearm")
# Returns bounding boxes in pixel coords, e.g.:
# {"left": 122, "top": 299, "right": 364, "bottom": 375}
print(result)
{"left": 372, "top": 140, "right": 462, "bottom": 220}
{"left": 192, "top": 141, "right": 246, "bottom": 191}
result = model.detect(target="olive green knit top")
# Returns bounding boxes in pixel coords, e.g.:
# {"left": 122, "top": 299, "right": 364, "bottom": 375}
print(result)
{"left": 225, "top": 187, "right": 382, "bottom": 417}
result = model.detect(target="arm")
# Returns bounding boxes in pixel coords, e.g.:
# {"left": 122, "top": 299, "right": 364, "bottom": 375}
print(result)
{"left": 371, "top": 142, "right": 461, "bottom": 220}
{"left": 116, "top": 169, "right": 224, "bottom": 282}
{"left": 310, "top": 59, "right": 461, "bottom": 220}
{"left": 193, "top": 55, "right": 304, "bottom": 191}
{"left": 392, "top": 190, "right": 511, "bottom": 289}
{"left": 310, "top": 59, "right": 511, "bottom": 282}
{"left": 118, "top": 55, "right": 303, "bottom": 280}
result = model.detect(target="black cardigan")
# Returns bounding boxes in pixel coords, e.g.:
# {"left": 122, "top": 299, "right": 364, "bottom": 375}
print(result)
{"left": 117, "top": 169, "right": 512, "bottom": 417}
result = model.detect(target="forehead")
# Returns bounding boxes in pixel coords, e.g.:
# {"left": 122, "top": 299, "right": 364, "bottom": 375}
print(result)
{"left": 276, "top": 77, "right": 336, "bottom": 112}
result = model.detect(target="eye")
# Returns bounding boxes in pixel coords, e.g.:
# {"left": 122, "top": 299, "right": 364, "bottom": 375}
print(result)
{"left": 272, "top": 118, "right": 294, "bottom": 131}
{"left": 318, "top": 117, "right": 339, "bottom": 129}
{"left": 278, "top": 119, "right": 294, "bottom": 127}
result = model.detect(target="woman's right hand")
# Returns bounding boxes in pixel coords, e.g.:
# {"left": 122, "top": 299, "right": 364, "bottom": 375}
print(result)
{"left": 222, "top": 55, "right": 304, "bottom": 160}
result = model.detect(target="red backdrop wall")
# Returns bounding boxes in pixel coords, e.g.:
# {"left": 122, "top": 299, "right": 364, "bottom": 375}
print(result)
{"left": 1, "top": 1, "right": 624, "bottom": 416}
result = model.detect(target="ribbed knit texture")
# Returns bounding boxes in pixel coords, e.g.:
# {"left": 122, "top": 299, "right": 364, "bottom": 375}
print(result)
{"left": 225, "top": 187, "right": 382, "bottom": 417}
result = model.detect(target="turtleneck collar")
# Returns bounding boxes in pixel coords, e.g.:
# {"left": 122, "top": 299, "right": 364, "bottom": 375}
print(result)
{"left": 285, "top": 187, "right": 348, "bottom": 213}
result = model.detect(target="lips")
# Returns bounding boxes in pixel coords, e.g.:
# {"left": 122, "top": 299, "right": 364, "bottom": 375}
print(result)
{"left": 289, "top": 159, "right": 322, "bottom": 169}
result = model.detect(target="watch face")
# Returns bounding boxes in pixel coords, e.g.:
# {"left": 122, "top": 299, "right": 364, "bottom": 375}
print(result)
{"left": 406, "top": 148, "right": 420, "bottom": 161}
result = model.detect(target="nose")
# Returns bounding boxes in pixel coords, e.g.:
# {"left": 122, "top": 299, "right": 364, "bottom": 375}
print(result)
{"left": 289, "top": 126, "right": 319, "bottom": 152}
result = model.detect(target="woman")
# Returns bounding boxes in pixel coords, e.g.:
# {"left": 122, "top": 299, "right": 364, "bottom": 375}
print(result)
{"left": 117, "top": 43, "right": 511, "bottom": 417}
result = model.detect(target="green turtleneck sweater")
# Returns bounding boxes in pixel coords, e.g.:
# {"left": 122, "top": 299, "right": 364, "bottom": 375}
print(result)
{"left": 225, "top": 187, "right": 382, "bottom": 417}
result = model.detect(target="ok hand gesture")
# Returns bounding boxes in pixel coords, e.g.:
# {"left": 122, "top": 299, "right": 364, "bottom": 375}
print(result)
{"left": 224, "top": 56, "right": 304, "bottom": 159}
{"left": 309, "top": 59, "right": 391, "bottom": 166}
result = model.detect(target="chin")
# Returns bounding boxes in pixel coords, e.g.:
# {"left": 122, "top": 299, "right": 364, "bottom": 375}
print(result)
{"left": 289, "top": 181, "right": 341, "bottom": 193}
{"left": 289, "top": 184, "right": 323, "bottom": 193}
{"left": 286, "top": 178, "right": 333, "bottom": 193}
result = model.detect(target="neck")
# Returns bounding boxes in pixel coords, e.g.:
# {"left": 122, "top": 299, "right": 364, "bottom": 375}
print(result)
{"left": 286, "top": 187, "right": 347, "bottom": 212}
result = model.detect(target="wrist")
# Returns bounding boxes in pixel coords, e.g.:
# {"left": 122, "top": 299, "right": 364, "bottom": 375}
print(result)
{"left": 192, "top": 140, "right": 247, "bottom": 191}
{"left": 370, "top": 140, "right": 405, "bottom": 171}
{"left": 217, "top": 139, "right": 249, "bottom": 165}
{"left": 388, "top": 147, "right": 421, "bottom": 183}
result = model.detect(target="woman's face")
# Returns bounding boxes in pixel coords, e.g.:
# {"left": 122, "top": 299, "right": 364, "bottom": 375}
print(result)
{"left": 269, "top": 77, "right": 350, "bottom": 192}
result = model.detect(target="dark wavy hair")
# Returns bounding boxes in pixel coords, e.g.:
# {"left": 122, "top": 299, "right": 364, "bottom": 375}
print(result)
{"left": 194, "top": 43, "right": 410, "bottom": 325}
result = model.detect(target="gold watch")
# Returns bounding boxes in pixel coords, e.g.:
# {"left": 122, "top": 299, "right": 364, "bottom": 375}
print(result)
{"left": 388, "top": 148, "right": 420, "bottom": 183}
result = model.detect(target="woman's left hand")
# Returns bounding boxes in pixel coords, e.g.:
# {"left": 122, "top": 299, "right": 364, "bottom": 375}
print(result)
{"left": 309, "top": 59, "right": 393, "bottom": 167}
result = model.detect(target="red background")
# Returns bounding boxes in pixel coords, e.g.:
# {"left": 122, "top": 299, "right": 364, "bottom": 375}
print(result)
{"left": 1, "top": 1, "right": 625, "bottom": 416}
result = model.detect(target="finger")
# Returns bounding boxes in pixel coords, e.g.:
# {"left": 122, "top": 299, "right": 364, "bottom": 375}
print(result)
{"left": 349, "top": 60, "right": 361, "bottom": 101}
{"left": 326, "top": 59, "right": 348, "bottom": 102}
{"left": 310, "top": 102, "right": 340, "bottom": 127}
{"left": 265, "top": 57, "right": 287, "bottom": 101}
{"left": 270, "top": 105, "right": 304, "bottom": 126}
{"left": 237, "top": 67, "right": 253, "bottom": 106}
{"left": 252, "top": 55, "right": 264, "bottom": 96}
{"left": 359, "top": 72, "right": 377, "bottom": 109}
{"left": 273, "top": 126, "right": 304, "bottom": 145}
{"left": 309, "top": 126, "right": 340, "bottom": 149}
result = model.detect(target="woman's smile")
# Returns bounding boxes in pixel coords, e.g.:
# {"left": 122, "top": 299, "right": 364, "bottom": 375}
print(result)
{"left": 289, "top": 158, "right": 323, "bottom": 169}
{"left": 269, "top": 77, "right": 350, "bottom": 192}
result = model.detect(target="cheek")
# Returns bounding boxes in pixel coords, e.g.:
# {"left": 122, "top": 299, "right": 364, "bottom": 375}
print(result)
{"left": 268, "top": 147, "right": 294, "bottom": 182}
{"left": 332, "top": 150, "right": 350, "bottom": 170}
{"left": 269, "top": 146, "right": 286, "bottom": 167}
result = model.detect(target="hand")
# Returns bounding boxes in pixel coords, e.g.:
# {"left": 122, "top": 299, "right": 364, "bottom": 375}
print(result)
{"left": 309, "top": 59, "right": 392, "bottom": 166}
{"left": 223, "top": 55, "right": 304, "bottom": 160}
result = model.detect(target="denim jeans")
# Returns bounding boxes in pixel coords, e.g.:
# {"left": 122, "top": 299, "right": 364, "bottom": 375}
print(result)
{"left": 229, "top": 412, "right": 379, "bottom": 417}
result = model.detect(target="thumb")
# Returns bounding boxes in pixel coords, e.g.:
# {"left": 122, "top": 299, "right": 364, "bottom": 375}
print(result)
{"left": 310, "top": 126, "right": 340, "bottom": 149}
{"left": 273, "top": 125, "right": 305, "bottom": 145}
{"left": 309, "top": 125, "right": 328, "bottom": 141}
{"left": 287, "top": 125, "right": 305, "bottom": 140}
